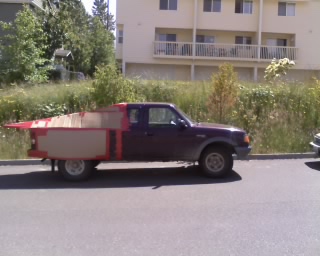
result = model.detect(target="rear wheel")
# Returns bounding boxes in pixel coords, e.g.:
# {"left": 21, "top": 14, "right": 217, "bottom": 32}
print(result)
{"left": 199, "top": 147, "right": 233, "bottom": 178}
{"left": 92, "top": 160, "right": 101, "bottom": 168}
{"left": 58, "top": 160, "right": 94, "bottom": 181}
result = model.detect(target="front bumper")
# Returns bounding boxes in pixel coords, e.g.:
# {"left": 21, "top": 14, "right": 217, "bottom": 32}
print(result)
{"left": 235, "top": 146, "right": 252, "bottom": 159}
{"left": 310, "top": 142, "right": 320, "bottom": 156}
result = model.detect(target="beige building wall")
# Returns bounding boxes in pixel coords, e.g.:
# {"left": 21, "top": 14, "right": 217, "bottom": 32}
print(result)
{"left": 117, "top": 0, "right": 320, "bottom": 81}
{"left": 257, "top": 68, "right": 320, "bottom": 82}
{"left": 126, "top": 63, "right": 191, "bottom": 80}
{"left": 197, "top": 0, "right": 259, "bottom": 31}
{"left": 262, "top": 0, "right": 320, "bottom": 70}
{"left": 195, "top": 66, "right": 253, "bottom": 81}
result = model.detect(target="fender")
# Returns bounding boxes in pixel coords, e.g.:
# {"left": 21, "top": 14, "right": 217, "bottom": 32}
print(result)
{"left": 193, "top": 137, "right": 236, "bottom": 161}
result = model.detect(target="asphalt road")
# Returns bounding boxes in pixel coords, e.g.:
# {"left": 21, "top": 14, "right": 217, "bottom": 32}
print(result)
{"left": 0, "top": 159, "right": 320, "bottom": 256}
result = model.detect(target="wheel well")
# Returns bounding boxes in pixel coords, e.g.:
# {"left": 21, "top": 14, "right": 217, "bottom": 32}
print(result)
{"left": 200, "top": 142, "right": 235, "bottom": 159}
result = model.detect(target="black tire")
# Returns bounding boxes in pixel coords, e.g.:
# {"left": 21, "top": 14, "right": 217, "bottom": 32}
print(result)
{"left": 58, "top": 160, "right": 94, "bottom": 181}
{"left": 92, "top": 160, "right": 101, "bottom": 168}
{"left": 199, "top": 147, "right": 233, "bottom": 178}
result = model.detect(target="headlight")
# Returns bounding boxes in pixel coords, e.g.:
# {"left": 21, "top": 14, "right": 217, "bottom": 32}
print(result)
{"left": 244, "top": 134, "right": 250, "bottom": 144}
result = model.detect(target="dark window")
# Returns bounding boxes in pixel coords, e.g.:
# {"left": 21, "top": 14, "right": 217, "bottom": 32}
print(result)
{"left": 118, "top": 30, "right": 123, "bottom": 44}
{"left": 128, "top": 108, "right": 140, "bottom": 126}
{"left": 235, "top": 0, "right": 242, "bottom": 13}
{"left": 235, "top": 36, "right": 252, "bottom": 45}
{"left": 278, "top": 2, "right": 286, "bottom": 16}
{"left": 235, "top": 0, "right": 253, "bottom": 14}
{"left": 196, "top": 35, "right": 205, "bottom": 43}
{"left": 148, "top": 108, "right": 179, "bottom": 128}
{"left": 157, "top": 34, "right": 177, "bottom": 55}
{"left": 277, "top": 39, "right": 287, "bottom": 46}
{"left": 159, "top": 34, "right": 176, "bottom": 42}
{"left": 203, "top": 0, "right": 221, "bottom": 12}
{"left": 160, "top": 0, "right": 177, "bottom": 10}
{"left": 196, "top": 35, "right": 215, "bottom": 43}
{"left": 278, "top": 2, "right": 295, "bottom": 16}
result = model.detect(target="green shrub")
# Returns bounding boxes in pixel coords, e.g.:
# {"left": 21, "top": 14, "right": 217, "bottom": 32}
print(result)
{"left": 207, "top": 63, "right": 239, "bottom": 123}
{"left": 264, "top": 58, "right": 295, "bottom": 83}
{"left": 91, "top": 65, "right": 141, "bottom": 107}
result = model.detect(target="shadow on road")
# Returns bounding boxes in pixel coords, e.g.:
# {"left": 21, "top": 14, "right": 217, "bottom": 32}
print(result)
{"left": 0, "top": 165, "right": 242, "bottom": 190}
{"left": 305, "top": 161, "right": 320, "bottom": 171}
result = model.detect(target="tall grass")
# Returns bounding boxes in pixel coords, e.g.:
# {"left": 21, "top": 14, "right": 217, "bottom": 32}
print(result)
{"left": 1, "top": 78, "right": 320, "bottom": 159}
{"left": 0, "top": 129, "right": 30, "bottom": 159}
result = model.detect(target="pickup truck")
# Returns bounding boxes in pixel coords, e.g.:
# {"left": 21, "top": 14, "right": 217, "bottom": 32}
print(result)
{"left": 5, "top": 102, "right": 251, "bottom": 181}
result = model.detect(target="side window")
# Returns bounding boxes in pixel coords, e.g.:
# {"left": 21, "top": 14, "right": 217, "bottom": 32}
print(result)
{"left": 160, "top": 0, "right": 178, "bottom": 10}
{"left": 118, "top": 30, "right": 123, "bottom": 44}
{"left": 203, "top": 0, "right": 221, "bottom": 13}
{"left": 148, "top": 107, "right": 179, "bottom": 128}
{"left": 128, "top": 108, "right": 140, "bottom": 127}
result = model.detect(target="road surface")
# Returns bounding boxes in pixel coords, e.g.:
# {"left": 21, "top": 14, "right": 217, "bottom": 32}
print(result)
{"left": 0, "top": 159, "right": 319, "bottom": 256}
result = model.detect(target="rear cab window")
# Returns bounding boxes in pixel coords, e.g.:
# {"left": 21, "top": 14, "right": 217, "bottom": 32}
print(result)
{"left": 127, "top": 108, "right": 141, "bottom": 127}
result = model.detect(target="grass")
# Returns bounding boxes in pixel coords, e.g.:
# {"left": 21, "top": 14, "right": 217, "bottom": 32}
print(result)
{"left": 1, "top": 78, "right": 320, "bottom": 159}
{"left": 0, "top": 128, "right": 30, "bottom": 159}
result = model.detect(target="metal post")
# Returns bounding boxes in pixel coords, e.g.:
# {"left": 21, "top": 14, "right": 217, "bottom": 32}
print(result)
{"left": 191, "top": 0, "right": 198, "bottom": 80}
{"left": 258, "top": 0, "right": 263, "bottom": 61}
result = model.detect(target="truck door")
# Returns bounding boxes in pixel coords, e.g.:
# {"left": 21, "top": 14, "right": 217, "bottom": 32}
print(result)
{"left": 140, "top": 106, "right": 188, "bottom": 160}
{"left": 122, "top": 107, "right": 145, "bottom": 160}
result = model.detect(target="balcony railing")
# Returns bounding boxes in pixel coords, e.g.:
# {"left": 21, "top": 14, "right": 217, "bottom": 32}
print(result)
{"left": 153, "top": 41, "right": 298, "bottom": 61}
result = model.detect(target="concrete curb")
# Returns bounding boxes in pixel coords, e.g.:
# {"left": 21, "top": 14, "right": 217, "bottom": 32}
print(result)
{"left": 0, "top": 153, "right": 317, "bottom": 166}
{"left": 243, "top": 153, "right": 316, "bottom": 160}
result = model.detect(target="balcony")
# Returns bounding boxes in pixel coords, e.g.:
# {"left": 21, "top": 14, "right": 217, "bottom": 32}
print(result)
{"left": 153, "top": 42, "right": 298, "bottom": 61}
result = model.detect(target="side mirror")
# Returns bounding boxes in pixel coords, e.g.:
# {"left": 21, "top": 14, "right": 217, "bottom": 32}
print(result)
{"left": 178, "top": 119, "right": 188, "bottom": 130}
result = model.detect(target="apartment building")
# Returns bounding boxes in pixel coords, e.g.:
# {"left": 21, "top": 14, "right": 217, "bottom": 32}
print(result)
{"left": 0, "top": 1, "right": 43, "bottom": 21}
{"left": 0, "top": 0, "right": 44, "bottom": 37}
{"left": 116, "top": 0, "right": 320, "bottom": 81}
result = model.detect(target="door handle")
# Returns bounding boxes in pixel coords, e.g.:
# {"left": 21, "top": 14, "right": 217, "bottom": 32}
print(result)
{"left": 145, "top": 132, "right": 154, "bottom": 136}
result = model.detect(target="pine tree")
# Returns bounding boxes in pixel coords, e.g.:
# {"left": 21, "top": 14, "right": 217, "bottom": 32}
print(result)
{"left": 89, "top": 16, "right": 115, "bottom": 75}
{"left": 92, "top": 0, "right": 115, "bottom": 31}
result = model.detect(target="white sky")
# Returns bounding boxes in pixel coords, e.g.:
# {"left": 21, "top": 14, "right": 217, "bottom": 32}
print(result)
{"left": 82, "top": 0, "right": 116, "bottom": 16}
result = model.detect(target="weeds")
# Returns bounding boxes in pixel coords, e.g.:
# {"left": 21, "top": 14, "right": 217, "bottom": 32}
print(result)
{"left": 1, "top": 75, "right": 320, "bottom": 158}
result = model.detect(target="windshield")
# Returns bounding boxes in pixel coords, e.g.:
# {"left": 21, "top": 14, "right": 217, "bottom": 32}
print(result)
{"left": 175, "top": 107, "right": 196, "bottom": 124}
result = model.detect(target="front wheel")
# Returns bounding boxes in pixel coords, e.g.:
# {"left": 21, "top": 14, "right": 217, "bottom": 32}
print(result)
{"left": 58, "top": 160, "right": 94, "bottom": 181}
{"left": 199, "top": 147, "right": 233, "bottom": 178}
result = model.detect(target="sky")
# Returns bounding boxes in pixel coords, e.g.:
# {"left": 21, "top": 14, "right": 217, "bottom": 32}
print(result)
{"left": 82, "top": 0, "right": 116, "bottom": 16}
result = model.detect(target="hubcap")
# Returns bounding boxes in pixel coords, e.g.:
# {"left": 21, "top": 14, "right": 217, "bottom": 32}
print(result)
{"left": 65, "top": 160, "right": 85, "bottom": 176}
{"left": 205, "top": 153, "right": 225, "bottom": 173}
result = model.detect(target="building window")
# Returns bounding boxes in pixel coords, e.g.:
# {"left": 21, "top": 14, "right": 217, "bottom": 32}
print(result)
{"left": 235, "top": 36, "right": 252, "bottom": 45}
{"left": 196, "top": 35, "right": 215, "bottom": 56}
{"left": 196, "top": 35, "right": 215, "bottom": 43}
{"left": 158, "top": 34, "right": 177, "bottom": 42}
{"left": 160, "top": 0, "right": 177, "bottom": 10}
{"left": 156, "top": 34, "right": 177, "bottom": 55}
{"left": 118, "top": 30, "right": 123, "bottom": 44}
{"left": 235, "top": 0, "right": 253, "bottom": 14}
{"left": 203, "top": 0, "right": 221, "bottom": 12}
{"left": 278, "top": 2, "right": 295, "bottom": 16}
{"left": 267, "top": 38, "right": 287, "bottom": 47}
{"left": 263, "top": 38, "right": 288, "bottom": 59}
